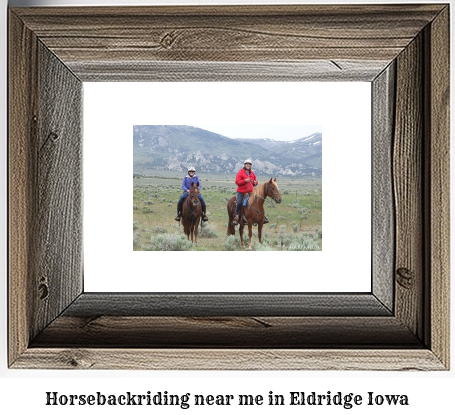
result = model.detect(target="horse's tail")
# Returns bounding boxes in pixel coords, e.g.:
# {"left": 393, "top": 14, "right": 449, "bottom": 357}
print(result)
{"left": 227, "top": 196, "right": 236, "bottom": 236}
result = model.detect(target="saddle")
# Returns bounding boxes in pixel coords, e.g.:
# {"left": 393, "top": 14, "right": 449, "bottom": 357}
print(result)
{"left": 232, "top": 193, "right": 257, "bottom": 226}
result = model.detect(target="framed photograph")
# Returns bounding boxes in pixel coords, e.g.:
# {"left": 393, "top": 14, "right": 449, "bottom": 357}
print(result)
{"left": 83, "top": 81, "right": 370, "bottom": 293}
{"left": 8, "top": 4, "right": 449, "bottom": 370}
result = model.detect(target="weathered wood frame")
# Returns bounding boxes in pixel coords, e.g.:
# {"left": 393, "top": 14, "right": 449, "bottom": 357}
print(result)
{"left": 8, "top": 5, "right": 449, "bottom": 370}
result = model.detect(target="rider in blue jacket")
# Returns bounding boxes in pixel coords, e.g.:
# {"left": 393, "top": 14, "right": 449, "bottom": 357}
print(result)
{"left": 174, "top": 166, "right": 208, "bottom": 222}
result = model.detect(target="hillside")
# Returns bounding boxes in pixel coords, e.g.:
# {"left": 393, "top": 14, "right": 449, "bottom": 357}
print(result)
{"left": 133, "top": 125, "right": 322, "bottom": 177}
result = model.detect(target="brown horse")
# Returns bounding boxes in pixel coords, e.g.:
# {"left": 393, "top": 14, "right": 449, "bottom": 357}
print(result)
{"left": 227, "top": 178, "right": 282, "bottom": 249}
{"left": 182, "top": 181, "right": 202, "bottom": 243}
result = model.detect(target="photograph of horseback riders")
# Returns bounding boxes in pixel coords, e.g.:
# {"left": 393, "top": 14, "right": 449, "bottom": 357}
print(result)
{"left": 133, "top": 125, "right": 322, "bottom": 251}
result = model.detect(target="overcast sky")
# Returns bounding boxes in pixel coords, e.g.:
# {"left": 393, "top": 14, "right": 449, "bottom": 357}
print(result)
{"left": 193, "top": 125, "right": 321, "bottom": 141}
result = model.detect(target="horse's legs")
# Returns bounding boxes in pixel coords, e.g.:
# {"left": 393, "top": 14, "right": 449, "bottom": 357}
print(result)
{"left": 194, "top": 218, "right": 200, "bottom": 244}
{"left": 239, "top": 224, "right": 244, "bottom": 247}
{"left": 248, "top": 223, "right": 253, "bottom": 249}
{"left": 258, "top": 222, "right": 263, "bottom": 244}
{"left": 185, "top": 222, "right": 190, "bottom": 240}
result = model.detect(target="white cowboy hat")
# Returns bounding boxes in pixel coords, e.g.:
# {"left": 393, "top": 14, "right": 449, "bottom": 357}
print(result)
{"left": 187, "top": 166, "right": 196, "bottom": 172}
{"left": 244, "top": 159, "right": 253, "bottom": 165}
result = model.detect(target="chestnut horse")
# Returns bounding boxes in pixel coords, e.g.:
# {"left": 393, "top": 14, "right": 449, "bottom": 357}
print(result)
{"left": 182, "top": 181, "right": 202, "bottom": 243}
{"left": 227, "top": 178, "right": 282, "bottom": 249}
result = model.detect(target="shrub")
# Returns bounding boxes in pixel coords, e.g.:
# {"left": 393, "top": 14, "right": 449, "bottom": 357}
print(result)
{"left": 199, "top": 223, "right": 218, "bottom": 238}
{"left": 133, "top": 205, "right": 139, "bottom": 210}
{"left": 279, "top": 232, "right": 292, "bottom": 247}
{"left": 133, "top": 221, "right": 140, "bottom": 230}
{"left": 133, "top": 232, "right": 140, "bottom": 248}
{"left": 224, "top": 235, "right": 240, "bottom": 250}
{"left": 253, "top": 242, "right": 275, "bottom": 251}
{"left": 148, "top": 233, "right": 194, "bottom": 251}
{"left": 153, "top": 226, "right": 167, "bottom": 234}
{"left": 279, "top": 233, "right": 321, "bottom": 251}
{"left": 293, "top": 224, "right": 298, "bottom": 233}
{"left": 143, "top": 207, "right": 153, "bottom": 213}
{"left": 144, "top": 199, "right": 154, "bottom": 205}
{"left": 279, "top": 225, "right": 286, "bottom": 233}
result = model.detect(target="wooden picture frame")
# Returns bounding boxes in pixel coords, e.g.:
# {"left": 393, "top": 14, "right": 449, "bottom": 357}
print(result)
{"left": 8, "top": 4, "right": 449, "bottom": 370}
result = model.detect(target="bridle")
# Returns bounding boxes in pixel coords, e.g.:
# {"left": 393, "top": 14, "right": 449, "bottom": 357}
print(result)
{"left": 186, "top": 187, "right": 200, "bottom": 222}
{"left": 254, "top": 182, "right": 281, "bottom": 203}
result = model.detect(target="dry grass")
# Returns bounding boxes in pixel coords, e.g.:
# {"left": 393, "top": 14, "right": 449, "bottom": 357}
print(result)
{"left": 133, "top": 173, "right": 322, "bottom": 251}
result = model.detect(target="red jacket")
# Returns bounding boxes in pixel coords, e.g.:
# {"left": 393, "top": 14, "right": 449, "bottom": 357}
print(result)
{"left": 235, "top": 168, "right": 257, "bottom": 193}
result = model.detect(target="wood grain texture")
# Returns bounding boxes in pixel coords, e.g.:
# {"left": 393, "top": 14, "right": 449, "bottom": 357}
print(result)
{"left": 9, "top": 12, "right": 84, "bottom": 366}
{"left": 64, "top": 293, "right": 391, "bottom": 317}
{"left": 425, "top": 6, "right": 450, "bottom": 369}
{"left": 33, "top": 42, "right": 83, "bottom": 339}
{"left": 31, "top": 316, "right": 421, "bottom": 348}
{"left": 8, "top": 11, "right": 38, "bottom": 366}
{"left": 372, "top": 63, "right": 395, "bottom": 312}
{"left": 11, "top": 5, "right": 444, "bottom": 81}
{"left": 393, "top": 34, "right": 424, "bottom": 340}
{"left": 70, "top": 60, "right": 388, "bottom": 82}
{"left": 13, "top": 349, "right": 445, "bottom": 371}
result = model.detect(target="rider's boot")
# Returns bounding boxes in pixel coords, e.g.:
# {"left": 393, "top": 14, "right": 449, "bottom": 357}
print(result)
{"left": 264, "top": 216, "right": 269, "bottom": 224}
{"left": 231, "top": 215, "right": 239, "bottom": 226}
{"left": 202, "top": 209, "right": 209, "bottom": 221}
{"left": 174, "top": 211, "right": 181, "bottom": 221}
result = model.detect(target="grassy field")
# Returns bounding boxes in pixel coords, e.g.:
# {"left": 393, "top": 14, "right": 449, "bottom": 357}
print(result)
{"left": 133, "top": 171, "right": 322, "bottom": 251}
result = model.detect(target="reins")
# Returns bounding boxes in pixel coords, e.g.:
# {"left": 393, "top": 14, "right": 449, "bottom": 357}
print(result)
{"left": 186, "top": 188, "right": 200, "bottom": 223}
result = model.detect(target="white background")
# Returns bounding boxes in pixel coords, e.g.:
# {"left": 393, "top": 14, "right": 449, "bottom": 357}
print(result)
{"left": 1, "top": 0, "right": 454, "bottom": 414}
{"left": 84, "top": 82, "right": 371, "bottom": 292}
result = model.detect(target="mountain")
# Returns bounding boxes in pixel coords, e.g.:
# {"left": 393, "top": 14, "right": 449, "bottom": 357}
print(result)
{"left": 133, "top": 125, "right": 322, "bottom": 177}
{"left": 235, "top": 138, "right": 282, "bottom": 150}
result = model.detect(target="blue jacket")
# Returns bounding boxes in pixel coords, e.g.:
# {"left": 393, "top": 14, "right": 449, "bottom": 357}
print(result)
{"left": 182, "top": 174, "right": 201, "bottom": 192}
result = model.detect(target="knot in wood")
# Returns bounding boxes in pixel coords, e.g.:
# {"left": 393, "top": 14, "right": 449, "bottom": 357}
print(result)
{"left": 60, "top": 350, "right": 94, "bottom": 369}
{"left": 38, "top": 282, "right": 49, "bottom": 300}
{"left": 160, "top": 31, "right": 179, "bottom": 49}
{"left": 48, "top": 131, "right": 59, "bottom": 143}
{"left": 396, "top": 267, "right": 414, "bottom": 289}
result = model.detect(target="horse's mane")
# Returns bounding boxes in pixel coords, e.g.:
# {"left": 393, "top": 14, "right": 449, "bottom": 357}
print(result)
{"left": 252, "top": 180, "right": 279, "bottom": 202}
{"left": 252, "top": 182, "right": 267, "bottom": 201}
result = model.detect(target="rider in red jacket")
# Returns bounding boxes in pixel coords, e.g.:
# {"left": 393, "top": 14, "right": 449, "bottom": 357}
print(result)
{"left": 235, "top": 161, "right": 257, "bottom": 194}
{"left": 231, "top": 159, "right": 268, "bottom": 226}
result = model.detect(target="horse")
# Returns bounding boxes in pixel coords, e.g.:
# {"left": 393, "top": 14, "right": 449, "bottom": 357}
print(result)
{"left": 181, "top": 181, "right": 202, "bottom": 243}
{"left": 227, "top": 178, "right": 282, "bottom": 249}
